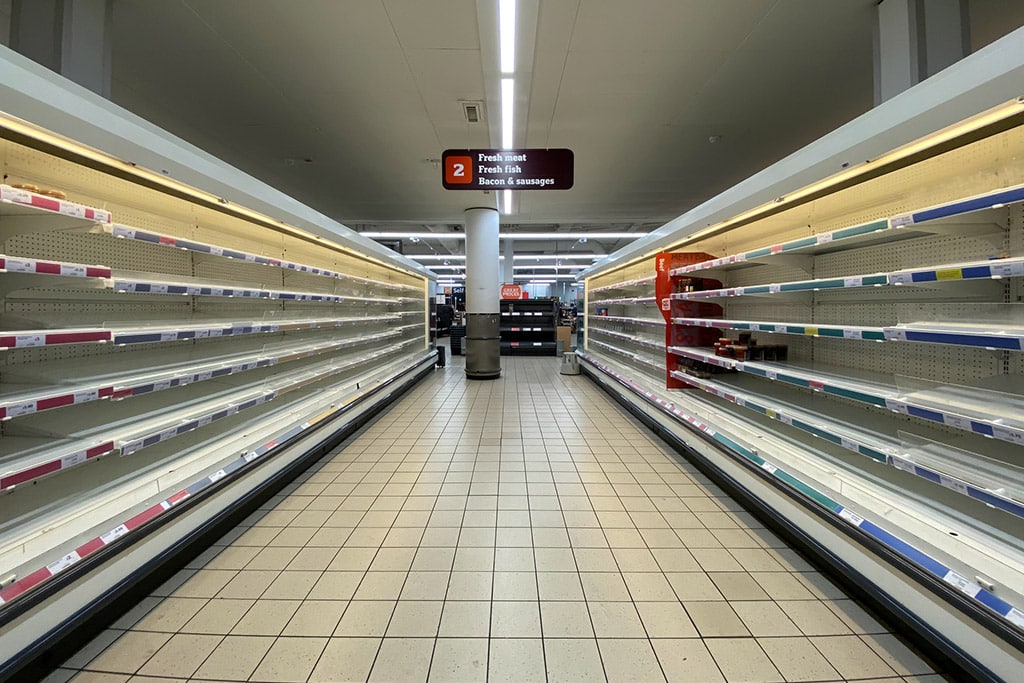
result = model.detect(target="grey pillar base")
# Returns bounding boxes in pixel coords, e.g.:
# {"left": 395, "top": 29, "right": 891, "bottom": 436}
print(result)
{"left": 465, "top": 312, "right": 501, "bottom": 380}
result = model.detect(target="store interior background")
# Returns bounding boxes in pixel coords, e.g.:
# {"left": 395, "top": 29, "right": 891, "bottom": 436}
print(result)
{"left": 4, "top": 0, "right": 1024, "bottom": 308}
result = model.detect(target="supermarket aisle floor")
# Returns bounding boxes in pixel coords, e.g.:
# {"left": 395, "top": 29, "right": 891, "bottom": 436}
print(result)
{"left": 48, "top": 355, "right": 946, "bottom": 682}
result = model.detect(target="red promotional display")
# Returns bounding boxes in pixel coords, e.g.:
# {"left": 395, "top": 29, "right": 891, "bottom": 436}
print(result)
{"left": 500, "top": 283, "right": 523, "bottom": 299}
{"left": 654, "top": 252, "right": 722, "bottom": 389}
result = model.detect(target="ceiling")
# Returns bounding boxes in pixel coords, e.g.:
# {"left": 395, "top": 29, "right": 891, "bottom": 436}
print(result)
{"left": 3, "top": 0, "right": 1023, "bottom": 272}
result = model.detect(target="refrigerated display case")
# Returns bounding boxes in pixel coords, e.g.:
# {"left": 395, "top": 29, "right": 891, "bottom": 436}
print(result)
{"left": 0, "top": 47, "right": 433, "bottom": 673}
{"left": 580, "top": 38, "right": 1024, "bottom": 682}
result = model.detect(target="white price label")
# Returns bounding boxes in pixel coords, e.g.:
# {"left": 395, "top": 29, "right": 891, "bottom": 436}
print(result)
{"left": 158, "top": 428, "right": 177, "bottom": 442}
{"left": 225, "top": 405, "right": 239, "bottom": 416}
{"left": 774, "top": 325, "right": 787, "bottom": 333}
{"left": 61, "top": 264, "right": 87, "bottom": 277}
{"left": 891, "top": 457, "right": 915, "bottom": 473}
{"left": 765, "top": 370, "right": 778, "bottom": 380}
{"left": 15, "top": 334, "right": 45, "bottom": 347}
{"left": 939, "top": 474, "right": 969, "bottom": 496}
{"left": 198, "top": 415, "right": 213, "bottom": 427}
{"left": 778, "top": 414, "right": 793, "bottom": 426}
{"left": 943, "top": 571, "right": 981, "bottom": 597}
{"left": 100, "top": 525, "right": 129, "bottom": 544}
{"left": 195, "top": 329, "right": 210, "bottom": 338}
{"left": 210, "top": 246, "right": 224, "bottom": 256}
{"left": 6, "top": 258, "right": 34, "bottom": 272}
{"left": 61, "top": 451, "right": 87, "bottom": 468}
{"left": 889, "top": 272, "right": 913, "bottom": 285}
{"left": 816, "top": 232, "right": 834, "bottom": 245}
{"left": 992, "top": 425, "right": 1024, "bottom": 445}
{"left": 843, "top": 276, "right": 863, "bottom": 288}
{"left": 990, "top": 260, "right": 1024, "bottom": 278}
{"left": 112, "top": 226, "right": 133, "bottom": 238}
{"left": 73, "top": 389, "right": 99, "bottom": 403}
{"left": 62, "top": 204, "right": 86, "bottom": 219}
{"left": 209, "top": 469, "right": 227, "bottom": 483}
{"left": 843, "top": 328, "right": 860, "bottom": 339}
{"left": 6, "top": 188, "right": 33, "bottom": 203}
{"left": 47, "top": 551, "right": 80, "bottom": 574}
{"left": 891, "top": 214, "right": 914, "bottom": 228}
{"left": 209, "top": 287, "right": 224, "bottom": 296}
{"left": 886, "top": 328, "right": 907, "bottom": 341}
{"left": 197, "top": 371, "right": 213, "bottom": 381}
{"left": 1006, "top": 608, "right": 1024, "bottom": 628}
{"left": 153, "top": 380, "right": 172, "bottom": 392}
{"left": 149, "top": 283, "right": 169, "bottom": 294}
{"left": 840, "top": 437, "right": 857, "bottom": 451}
{"left": 6, "top": 401, "right": 35, "bottom": 417}
{"left": 735, "top": 397, "right": 746, "bottom": 407}
{"left": 760, "top": 461, "right": 778, "bottom": 474}
{"left": 885, "top": 399, "right": 908, "bottom": 414}
{"left": 160, "top": 331, "right": 178, "bottom": 342}
{"left": 121, "top": 441, "right": 142, "bottom": 455}
{"left": 838, "top": 508, "right": 864, "bottom": 526}
{"left": 943, "top": 414, "right": 971, "bottom": 430}
{"left": 208, "top": 328, "right": 224, "bottom": 337}
{"left": 244, "top": 451, "right": 259, "bottom": 462}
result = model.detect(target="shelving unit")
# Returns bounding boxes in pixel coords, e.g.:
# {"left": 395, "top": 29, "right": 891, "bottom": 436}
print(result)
{"left": 500, "top": 299, "right": 558, "bottom": 355}
{"left": 0, "top": 103, "right": 430, "bottom": 619}
{"left": 580, "top": 79, "right": 1024, "bottom": 678}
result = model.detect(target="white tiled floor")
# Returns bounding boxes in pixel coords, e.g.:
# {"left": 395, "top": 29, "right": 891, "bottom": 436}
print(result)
{"left": 48, "top": 355, "right": 947, "bottom": 682}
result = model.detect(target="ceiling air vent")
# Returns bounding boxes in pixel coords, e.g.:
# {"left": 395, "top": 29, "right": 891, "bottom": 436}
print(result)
{"left": 461, "top": 101, "right": 484, "bottom": 124}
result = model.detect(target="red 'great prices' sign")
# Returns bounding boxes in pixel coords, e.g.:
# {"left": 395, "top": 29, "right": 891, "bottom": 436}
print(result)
{"left": 500, "top": 284, "right": 522, "bottom": 299}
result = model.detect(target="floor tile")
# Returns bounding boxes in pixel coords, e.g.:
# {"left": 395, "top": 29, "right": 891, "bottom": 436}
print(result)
{"left": 83, "top": 632, "right": 171, "bottom": 674}
{"left": 778, "top": 600, "right": 854, "bottom": 636}
{"left": 811, "top": 635, "right": 900, "bottom": 679}
{"left": 131, "top": 598, "right": 207, "bottom": 633}
{"left": 860, "top": 633, "right": 936, "bottom": 675}
{"left": 493, "top": 571, "right": 538, "bottom": 600}
{"left": 705, "top": 638, "right": 783, "bottom": 682}
{"left": 622, "top": 572, "right": 677, "bottom": 601}
{"left": 540, "top": 601, "right": 594, "bottom": 637}
{"left": 386, "top": 600, "right": 443, "bottom": 636}
{"left": 368, "top": 638, "right": 432, "bottom": 679}
{"left": 651, "top": 638, "right": 725, "bottom": 682}
{"left": 335, "top": 600, "right": 396, "bottom": 636}
{"left": 400, "top": 571, "right": 451, "bottom": 600}
{"left": 250, "top": 636, "right": 328, "bottom": 682}
{"left": 135, "top": 634, "right": 221, "bottom": 678}
{"left": 597, "top": 638, "right": 667, "bottom": 683}
{"left": 428, "top": 638, "right": 488, "bottom": 682}
{"left": 665, "top": 572, "right": 724, "bottom": 600}
{"left": 230, "top": 600, "right": 300, "bottom": 635}
{"left": 488, "top": 638, "right": 546, "bottom": 683}
{"left": 683, "top": 601, "right": 749, "bottom": 637}
{"left": 732, "top": 601, "right": 802, "bottom": 636}
{"left": 354, "top": 571, "right": 408, "bottom": 600}
{"left": 580, "top": 572, "right": 631, "bottom": 601}
{"left": 307, "top": 571, "right": 363, "bottom": 601}
{"left": 544, "top": 638, "right": 606, "bottom": 682}
{"left": 438, "top": 600, "right": 491, "bottom": 637}
{"left": 635, "top": 601, "right": 699, "bottom": 638}
{"left": 282, "top": 600, "right": 349, "bottom": 636}
{"left": 588, "top": 602, "right": 647, "bottom": 638}
{"left": 538, "top": 571, "right": 585, "bottom": 600}
{"left": 446, "top": 571, "right": 493, "bottom": 600}
{"left": 191, "top": 634, "right": 273, "bottom": 680}
{"left": 491, "top": 600, "right": 542, "bottom": 637}
{"left": 758, "top": 636, "right": 841, "bottom": 682}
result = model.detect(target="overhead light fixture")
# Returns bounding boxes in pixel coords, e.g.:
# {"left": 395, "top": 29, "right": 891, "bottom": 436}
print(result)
{"left": 502, "top": 189, "right": 512, "bottom": 215}
{"left": 528, "top": 279, "right": 556, "bottom": 284}
{"left": 499, "top": 0, "right": 516, "bottom": 74}
{"left": 408, "top": 253, "right": 606, "bottom": 261}
{"left": 501, "top": 78, "right": 514, "bottom": 149}
{"left": 360, "top": 231, "right": 643, "bottom": 241}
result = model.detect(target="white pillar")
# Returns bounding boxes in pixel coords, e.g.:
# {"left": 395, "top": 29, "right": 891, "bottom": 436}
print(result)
{"left": 502, "top": 239, "right": 515, "bottom": 284}
{"left": 464, "top": 207, "right": 501, "bottom": 379}
{"left": 874, "top": 0, "right": 968, "bottom": 104}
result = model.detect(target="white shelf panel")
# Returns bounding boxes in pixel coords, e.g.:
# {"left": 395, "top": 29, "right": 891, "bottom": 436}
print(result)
{"left": 590, "top": 326, "right": 663, "bottom": 352}
{"left": 104, "top": 224, "right": 421, "bottom": 291}
{"left": 668, "top": 369, "right": 1024, "bottom": 519}
{"left": 589, "top": 275, "right": 656, "bottom": 294}
{"left": 588, "top": 314, "right": 665, "bottom": 327}
{"left": 672, "top": 316, "right": 886, "bottom": 341}
{"left": 669, "top": 183, "right": 1024, "bottom": 277}
{"left": 671, "top": 256, "right": 1024, "bottom": 301}
{"left": 589, "top": 296, "right": 657, "bottom": 306}
{"left": 0, "top": 338, "right": 420, "bottom": 491}
{"left": 0, "top": 254, "right": 110, "bottom": 278}
{"left": 0, "top": 313, "right": 399, "bottom": 350}
{"left": 0, "top": 326, "right": 413, "bottom": 421}
{"left": 667, "top": 345, "right": 1024, "bottom": 446}
{"left": 0, "top": 184, "right": 112, "bottom": 224}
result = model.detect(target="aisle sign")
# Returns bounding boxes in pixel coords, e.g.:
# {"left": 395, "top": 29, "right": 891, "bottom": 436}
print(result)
{"left": 442, "top": 149, "right": 574, "bottom": 190}
{"left": 501, "top": 283, "right": 523, "bottom": 299}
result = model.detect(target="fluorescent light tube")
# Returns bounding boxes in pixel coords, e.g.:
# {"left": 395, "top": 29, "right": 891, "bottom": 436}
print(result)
{"left": 502, "top": 189, "right": 512, "bottom": 214}
{"left": 502, "top": 78, "right": 514, "bottom": 149}
{"left": 500, "top": 0, "right": 516, "bottom": 73}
